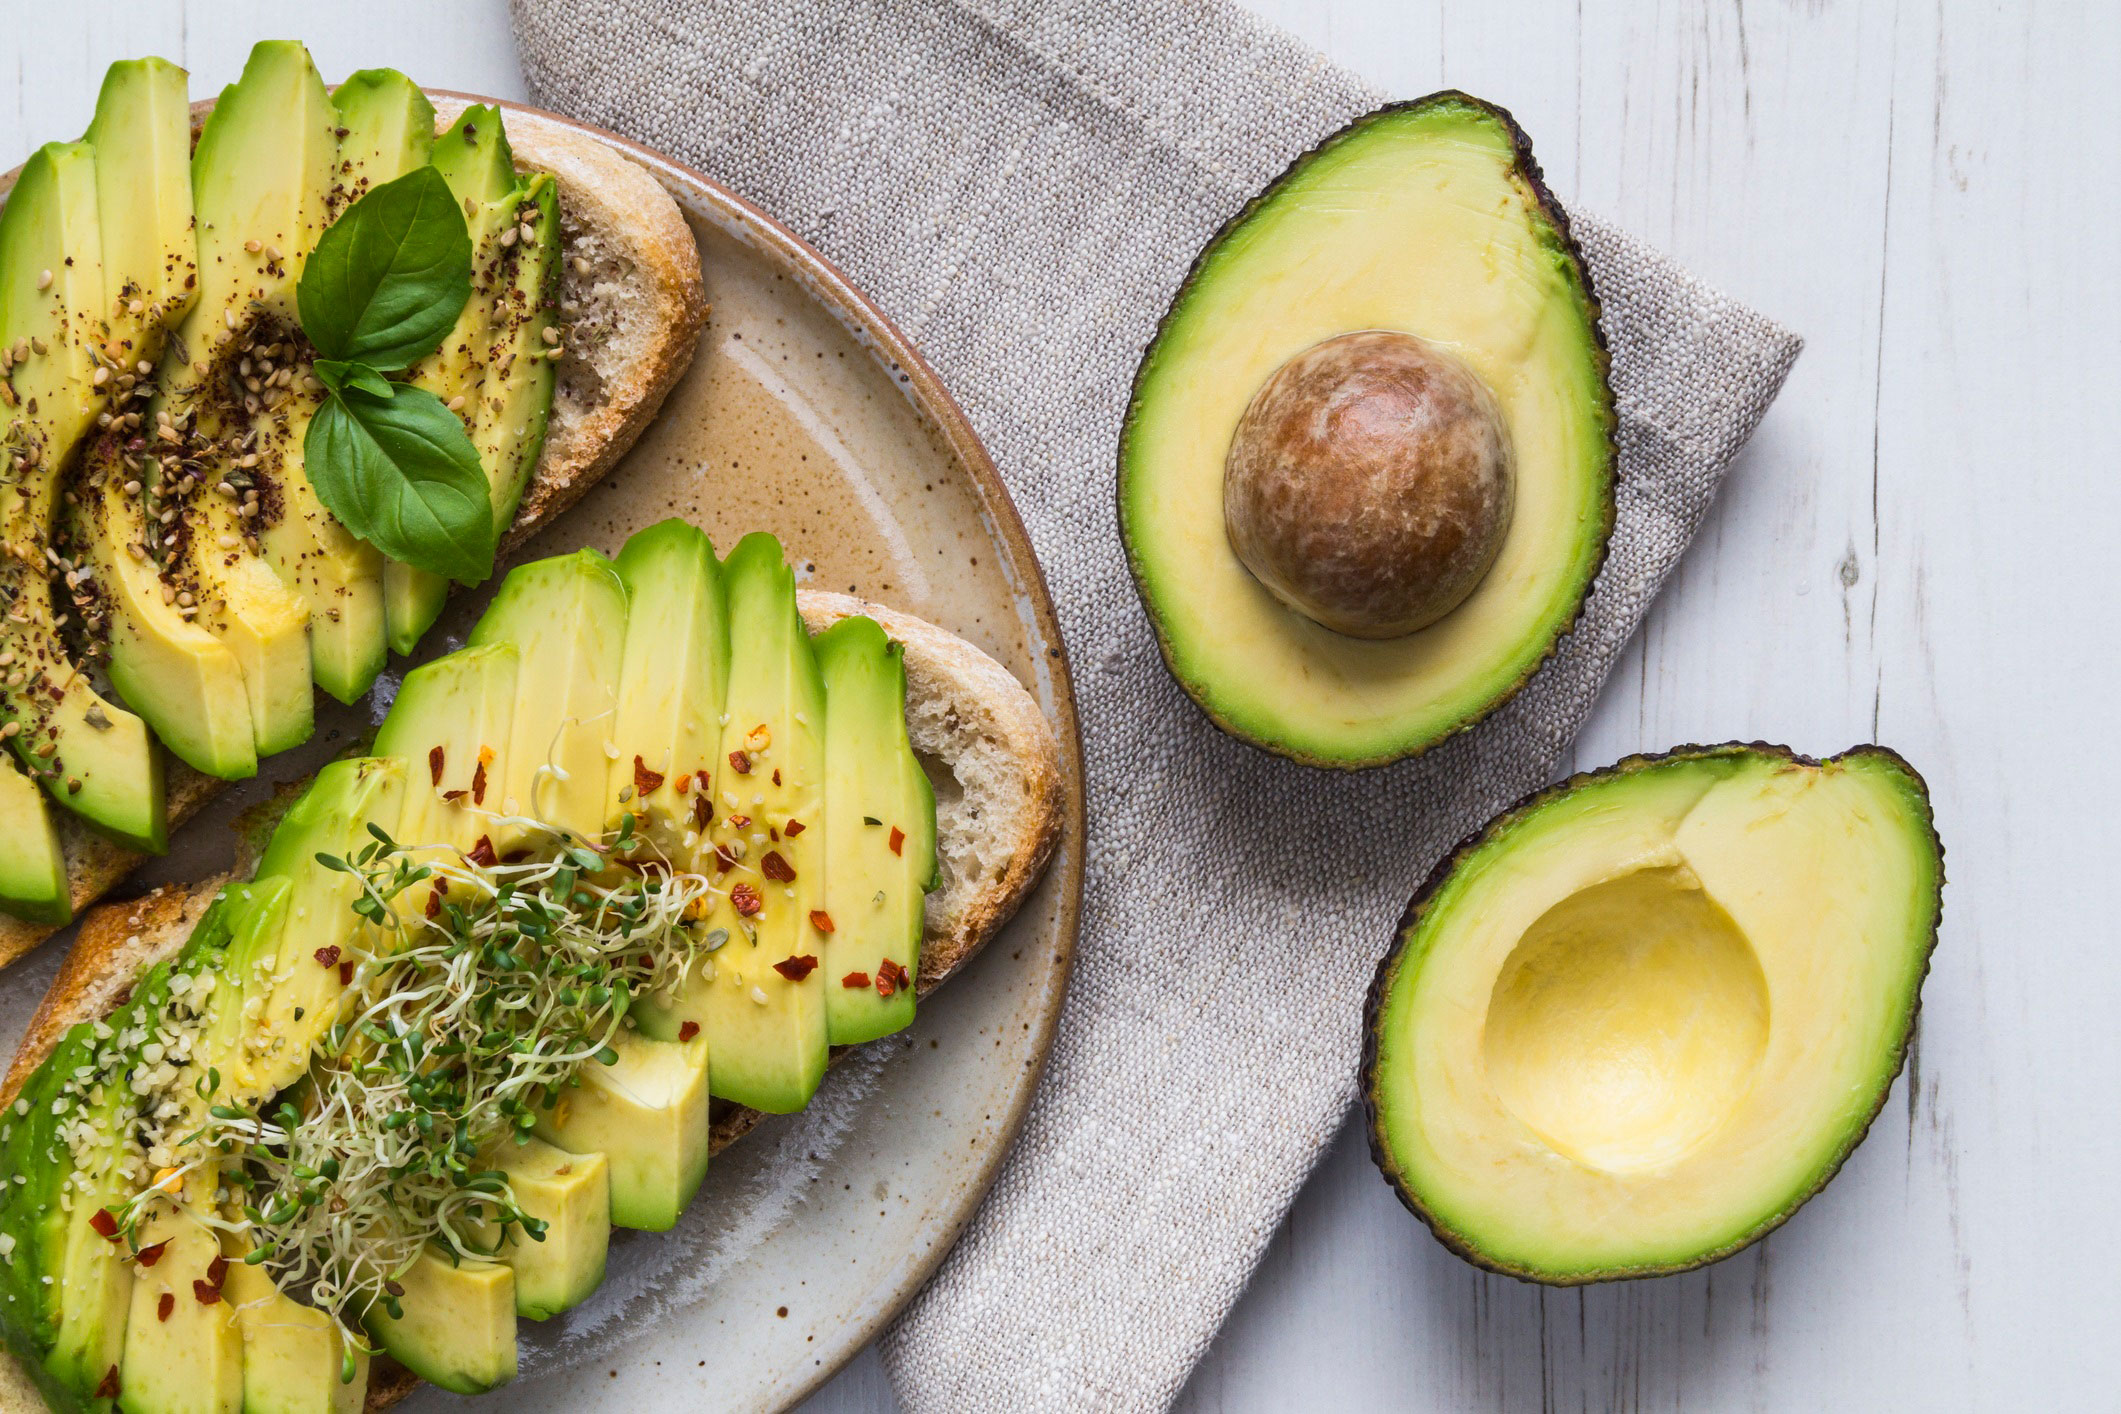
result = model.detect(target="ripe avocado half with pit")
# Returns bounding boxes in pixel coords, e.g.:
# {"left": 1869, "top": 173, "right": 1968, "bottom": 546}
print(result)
{"left": 1363, "top": 744, "right": 1943, "bottom": 1282}
{"left": 1119, "top": 93, "right": 1615, "bottom": 767}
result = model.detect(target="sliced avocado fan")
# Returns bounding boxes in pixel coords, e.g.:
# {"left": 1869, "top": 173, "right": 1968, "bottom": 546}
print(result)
{"left": 1364, "top": 744, "right": 1943, "bottom": 1283}
{"left": 0, "top": 522, "right": 941, "bottom": 1399}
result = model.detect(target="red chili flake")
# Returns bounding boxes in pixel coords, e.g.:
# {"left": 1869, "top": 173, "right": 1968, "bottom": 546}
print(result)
{"left": 442, "top": 789, "right": 467, "bottom": 803}
{"left": 875, "top": 959, "right": 911, "bottom": 999}
{"left": 889, "top": 827, "right": 905, "bottom": 857}
{"left": 89, "top": 1208, "right": 118, "bottom": 1239}
{"left": 633, "top": 755, "right": 665, "bottom": 797}
{"left": 424, "top": 889, "right": 442, "bottom": 920}
{"left": 784, "top": 819, "right": 805, "bottom": 836}
{"left": 156, "top": 1291, "right": 174, "bottom": 1322}
{"left": 773, "top": 954, "right": 819, "bottom": 982}
{"left": 693, "top": 794, "right": 712, "bottom": 830}
{"left": 192, "top": 1278, "right": 221, "bottom": 1305}
{"left": 760, "top": 850, "right": 795, "bottom": 883}
{"left": 769, "top": 825, "right": 779, "bottom": 842}
{"left": 471, "top": 755, "right": 490, "bottom": 806}
{"left": 728, "top": 814, "right": 751, "bottom": 830}
{"left": 678, "top": 1021, "right": 700, "bottom": 1042}
{"left": 434, "top": 877, "right": 450, "bottom": 897}
{"left": 728, "top": 750, "right": 752, "bottom": 775}
{"left": 428, "top": 746, "right": 444, "bottom": 786}
{"left": 95, "top": 1367, "right": 120, "bottom": 1400}
{"left": 135, "top": 1240, "right": 168, "bottom": 1268}
{"left": 502, "top": 849, "right": 532, "bottom": 864}
{"left": 809, "top": 910, "right": 835, "bottom": 934}
{"left": 841, "top": 971, "right": 871, "bottom": 990}
{"left": 339, "top": 961, "right": 354, "bottom": 984}
{"left": 674, "top": 771, "right": 692, "bottom": 795}
{"left": 314, "top": 945, "right": 340, "bottom": 969}
{"left": 467, "top": 835, "right": 498, "bottom": 868}
{"left": 772, "top": 769, "right": 781, "bottom": 786}
{"left": 730, "top": 882, "right": 763, "bottom": 916}
{"left": 207, "top": 1255, "right": 228, "bottom": 1287}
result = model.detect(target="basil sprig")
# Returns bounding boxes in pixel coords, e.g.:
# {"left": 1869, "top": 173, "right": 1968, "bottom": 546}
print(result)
{"left": 297, "top": 167, "right": 496, "bottom": 585}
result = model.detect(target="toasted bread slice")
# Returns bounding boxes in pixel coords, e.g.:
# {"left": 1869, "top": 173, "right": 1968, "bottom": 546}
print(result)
{"left": 0, "top": 591, "right": 1061, "bottom": 1410}
{"left": 0, "top": 95, "right": 709, "bottom": 968}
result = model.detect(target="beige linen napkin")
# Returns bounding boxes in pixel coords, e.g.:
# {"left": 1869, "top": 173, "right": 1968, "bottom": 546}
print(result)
{"left": 510, "top": 1, "right": 1803, "bottom": 1407}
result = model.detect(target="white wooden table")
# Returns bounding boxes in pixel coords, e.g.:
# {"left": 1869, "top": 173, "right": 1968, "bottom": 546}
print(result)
{"left": 3, "top": 2, "right": 2107, "bottom": 1408}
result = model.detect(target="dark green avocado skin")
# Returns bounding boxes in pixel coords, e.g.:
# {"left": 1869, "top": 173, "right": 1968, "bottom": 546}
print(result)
{"left": 1116, "top": 90, "right": 1619, "bottom": 770}
{"left": 1359, "top": 742, "right": 1947, "bottom": 1284}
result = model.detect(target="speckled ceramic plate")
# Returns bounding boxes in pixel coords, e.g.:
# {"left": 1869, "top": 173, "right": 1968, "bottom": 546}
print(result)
{"left": 0, "top": 98, "right": 1083, "bottom": 1414}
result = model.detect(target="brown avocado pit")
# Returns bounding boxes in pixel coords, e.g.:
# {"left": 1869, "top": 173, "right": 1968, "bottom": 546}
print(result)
{"left": 1222, "top": 329, "right": 1515, "bottom": 640}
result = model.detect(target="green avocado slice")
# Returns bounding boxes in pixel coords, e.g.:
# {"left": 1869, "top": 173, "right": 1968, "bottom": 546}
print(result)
{"left": 605, "top": 518, "right": 728, "bottom": 856}
{"left": 814, "top": 615, "right": 936, "bottom": 1044}
{"left": 150, "top": 39, "right": 329, "bottom": 758}
{"left": 0, "top": 1010, "right": 141, "bottom": 1410}
{"left": 250, "top": 67, "right": 435, "bottom": 706}
{"left": 388, "top": 106, "right": 560, "bottom": 657}
{"left": 1119, "top": 93, "right": 1615, "bottom": 767}
{"left": 1363, "top": 743, "right": 1943, "bottom": 1283}
{"left": 237, "top": 756, "right": 409, "bottom": 1100}
{"left": 468, "top": 549, "right": 627, "bottom": 850}
{"left": 474, "top": 1136, "right": 611, "bottom": 1320}
{"left": 224, "top": 1252, "right": 368, "bottom": 1414}
{"left": 534, "top": 1030, "right": 709, "bottom": 1233}
{"left": 0, "top": 754, "right": 68, "bottom": 923}
{"left": 0, "top": 138, "right": 165, "bottom": 854}
{"left": 633, "top": 534, "right": 828, "bottom": 1114}
{"left": 364, "top": 1246, "right": 516, "bottom": 1397}
{"left": 64, "top": 58, "right": 258, "bottom": 785}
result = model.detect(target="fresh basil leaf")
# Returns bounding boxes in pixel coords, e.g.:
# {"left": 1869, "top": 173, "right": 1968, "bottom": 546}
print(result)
{"left": 312, "top": 359, "right": 397, "bottom": 400}
{"left": 298, "top": 166, "right": 473, "bottom": 371}
{"left": 305, "top": 385, "right": 496, "bottom": 585}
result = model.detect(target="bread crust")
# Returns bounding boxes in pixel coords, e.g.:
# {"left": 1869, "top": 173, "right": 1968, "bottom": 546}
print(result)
{"left": 0, "top": 93, "right": 709, "bottom": 970}
{"left": 1, "top": 593, "right": 1063, "bottom": 1412}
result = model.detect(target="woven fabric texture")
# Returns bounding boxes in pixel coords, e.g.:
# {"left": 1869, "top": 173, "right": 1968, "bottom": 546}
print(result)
{"left": 510, "top": 1, "right": 1803, "bottom": 1407}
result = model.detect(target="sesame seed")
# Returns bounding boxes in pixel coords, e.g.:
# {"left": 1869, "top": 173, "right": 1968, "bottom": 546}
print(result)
{"left": 35, "top": 270, "right": 51, "bottom": 290}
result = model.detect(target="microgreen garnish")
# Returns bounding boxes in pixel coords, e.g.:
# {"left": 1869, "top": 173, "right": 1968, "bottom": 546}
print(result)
{"left": 143, "top": 818, "right": 719, "bottom": 1352}
{"left": 295, "top": 166, "right": 495, "bottom": 584}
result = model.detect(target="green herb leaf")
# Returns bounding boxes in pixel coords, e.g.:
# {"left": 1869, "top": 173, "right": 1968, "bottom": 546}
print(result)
{"left": 312, "top": 359, "right": 397, "bottom": 400}
{"left": 297, "top": 166, "right": 473, "bottom": 370}
{"left": 305, "top": 385, "right": 496, "bottom": 584}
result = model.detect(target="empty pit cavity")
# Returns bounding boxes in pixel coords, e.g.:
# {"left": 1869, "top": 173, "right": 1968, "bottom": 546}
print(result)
{"left": 1482, "top": 865, "right": 1768, "bottom": 1174}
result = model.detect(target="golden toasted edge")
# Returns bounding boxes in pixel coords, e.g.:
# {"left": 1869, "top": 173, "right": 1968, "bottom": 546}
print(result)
{"left": 3, "top": 596, "right": 1063, "bottom": 1411}
{"left": 0, "top": 98, "right": 708, "bottom": 970}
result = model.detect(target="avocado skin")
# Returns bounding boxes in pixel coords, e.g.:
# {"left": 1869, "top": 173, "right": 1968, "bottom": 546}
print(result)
{"left": 1358, "top": 742, "right": 1946, "bottom": 1285}
{"left": 1116, "top": 91, "right": 1618, "bottom": 770}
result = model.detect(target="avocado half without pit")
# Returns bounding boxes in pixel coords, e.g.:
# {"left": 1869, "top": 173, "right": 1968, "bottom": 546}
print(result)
{"left": 1363, "top": 744, "right": 1944, "bottom": 1283}
{"left": 1120, "top": 92, "right": 1615, "bottom": 766}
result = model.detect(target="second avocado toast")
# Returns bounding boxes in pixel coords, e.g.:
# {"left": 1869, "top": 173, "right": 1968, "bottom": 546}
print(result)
{"left": 0, "top": 519, "right": 1064, "bottom": 1411}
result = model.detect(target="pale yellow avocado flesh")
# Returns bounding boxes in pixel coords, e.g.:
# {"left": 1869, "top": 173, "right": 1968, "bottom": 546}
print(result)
{"left": 225, "top": 1258, "right": 369, "bottom": 1414}
{"left": 1120, "top": 97, "right": 1612, "bottom": 764}
{"left": 1366, "top": 747, "right": 1941, "bottom": 1280}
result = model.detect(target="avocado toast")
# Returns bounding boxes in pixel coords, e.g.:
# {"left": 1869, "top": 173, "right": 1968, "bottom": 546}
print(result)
{"left": 0, "top": 523, "right": 1064, "bottom": 1412}
{"left": 0, "top": 48, "right": 708, "bottom": 962}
